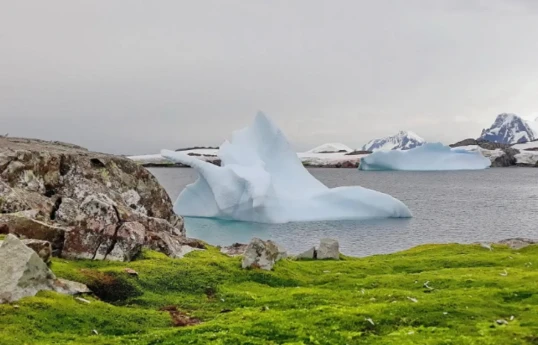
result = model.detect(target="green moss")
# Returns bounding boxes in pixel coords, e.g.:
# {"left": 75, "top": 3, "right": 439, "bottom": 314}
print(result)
{"left": 1, "top": 244, "right": 538, "bottom": 344}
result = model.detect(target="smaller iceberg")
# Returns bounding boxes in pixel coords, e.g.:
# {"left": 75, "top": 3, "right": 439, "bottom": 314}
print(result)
{"left": 162, "top": 112, "right": 412, "bottom": 223}
{"left": 359, "top": 143, "right": 491, "bottom": 171}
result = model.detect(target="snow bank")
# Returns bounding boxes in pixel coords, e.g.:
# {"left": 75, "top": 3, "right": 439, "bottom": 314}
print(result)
{"left": 161, "top": 112, "right": 411, "bottom": 223}
{"left": 129, "top": 149, "right": 219, "bottom": 165}
{"left": 359, "top": 143, "right": 491, "bottom": 171}
{"left": 514, "top": 151, "right": 538, "bottom": 166}
{"left": 307, "top": 143, "right": 353, "bottom": 153}
{"left": 512, "top": 141, "right": 538, "bottom": 151}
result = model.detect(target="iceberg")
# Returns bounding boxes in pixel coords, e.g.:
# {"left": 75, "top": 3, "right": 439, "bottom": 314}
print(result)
{"left": 161, "top": 112, "right": 411, "bottom": 223}
{"left": 359, "top": 143, "right": 491, "bottom": 171}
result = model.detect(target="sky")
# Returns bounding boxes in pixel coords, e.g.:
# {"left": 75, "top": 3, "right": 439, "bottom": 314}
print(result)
{"left": 1, "top": 0, "right": 538, "bottom": 154}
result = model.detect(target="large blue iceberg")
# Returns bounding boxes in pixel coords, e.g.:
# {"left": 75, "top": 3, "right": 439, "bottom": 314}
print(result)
{"left": 161, "top": 112, "right": 412, "bottom": 223}
{"left": 359, "top": 143, "right": 491, "bottom": 171}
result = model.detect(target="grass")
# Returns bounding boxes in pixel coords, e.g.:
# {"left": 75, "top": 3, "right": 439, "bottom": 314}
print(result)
{"left": 1, "top": 243, "right": 538, "bottom": 344}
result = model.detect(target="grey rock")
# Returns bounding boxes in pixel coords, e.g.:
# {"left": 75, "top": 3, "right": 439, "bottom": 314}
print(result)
{"left": 144, "top": 232, "right": 205, "bottom": 259}
{"left": 51, "top": 278, "right": 91, "bottom": 295}
{"left": 21, "top": 239, "right": 52, "bottom": 263}
{"left": 0, "top": 234, "right": 55, "bottom": 303}
{"left": 241, "top": 238, "right": 281, "bottom": 270}
{"left": 317, "top": 238, "right": 340, "bottom": 260}
{"left": 220, "top": 243, "right": 248, "bottom": 257}
{"left": 105, "top": 222, "right": 146, "bottom": 261}
{"left": 55, "top": 198, "right": 82, "bottom": 223}
{"left": 271, "top": 241, "right": 288, "bottom": 261}
{"left": 296, "top": 246, "right": 316, "bottom": 260}
{"left": 0, "top": 213, "right": 68, "bottom": 251}
{"left": 497, "top": 238, "right": 538, "bottom": 250}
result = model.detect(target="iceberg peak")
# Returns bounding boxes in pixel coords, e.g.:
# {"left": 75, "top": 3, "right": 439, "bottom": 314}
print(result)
{"left": 162, "top": 112, "right": 412, "bottom": 223}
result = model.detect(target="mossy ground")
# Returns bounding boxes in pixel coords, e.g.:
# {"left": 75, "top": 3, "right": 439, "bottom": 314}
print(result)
{"left": 1, "top": 244, "right": 538, "bottom": 344}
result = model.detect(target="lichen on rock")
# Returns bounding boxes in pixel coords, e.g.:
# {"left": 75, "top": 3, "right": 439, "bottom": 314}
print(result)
{"left": 0, "top": 137, "right": 195, "bottom": 261}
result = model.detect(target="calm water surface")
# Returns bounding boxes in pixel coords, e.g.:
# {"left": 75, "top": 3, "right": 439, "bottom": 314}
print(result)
{"left": 149, "top": 167, "right": 538, "bottom": 257}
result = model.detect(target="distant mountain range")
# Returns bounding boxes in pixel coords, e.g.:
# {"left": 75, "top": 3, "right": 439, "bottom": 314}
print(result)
{"left": 361, "top": 130, "right": 426, "bottom": 151}
{"left": 356, "top": 113, "right": 538, "bottom": 151}
{"left": 479, "top": 113, "right": 537, "bottom": 144}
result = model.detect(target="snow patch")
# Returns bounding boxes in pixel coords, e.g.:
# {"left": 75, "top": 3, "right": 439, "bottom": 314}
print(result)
{"left": 307, "top": 143, "right": 353, "bottom": 153}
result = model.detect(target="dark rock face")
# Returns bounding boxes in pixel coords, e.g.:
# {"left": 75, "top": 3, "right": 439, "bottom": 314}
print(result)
{"left": 0, "top": 137, "right": 195, "bottom": 261}
{"left": 345, "top": 150, "right": 373, "bottom": 155}
{"left": 449, "top": 138, "right": 511, "bottom": 150}
{"left": 450, "top": 138, "right": 520, "bottom": 167}
{"left": 490, "top": 148, "right": 518, "bottom": 167}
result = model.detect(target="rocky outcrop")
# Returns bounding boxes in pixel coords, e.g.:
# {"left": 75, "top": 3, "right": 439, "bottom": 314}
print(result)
{"left": 450, "top": 138, "right": 520, "bottom": 167}
{"left": 0, "top": 137, "right": 197, "bottom": 261}
{"left": 0, "top": 234, "right": 91, "bottom": 303}
{"left": 490, "top": 148, "right": 518, "bottom": 167}
{"left": 241, "top": 238, "right": 287, "bottom": 271}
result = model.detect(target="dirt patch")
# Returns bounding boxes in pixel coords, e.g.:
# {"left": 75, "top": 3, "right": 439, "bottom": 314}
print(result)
{"left": 79, "top": 269, "right": 142, "bottom": 302}
{"left": 159, "top": 305, "right": 201, "bottom": 327}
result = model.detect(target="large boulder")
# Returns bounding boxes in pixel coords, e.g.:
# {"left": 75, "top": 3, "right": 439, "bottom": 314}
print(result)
{"left": 0, "top": 137, "right": 192, "bottom": 261}
{"left": 241, "top": 238, "right": 286, "bottom": 271}
{"left": 317, "top": 238, "right": 340, "bottom": 260}
{"left": 0, "top": 234, "right": 56, "bottom": 303}
{"left": 0, "top": 234, "right": 91, "bottom": 303}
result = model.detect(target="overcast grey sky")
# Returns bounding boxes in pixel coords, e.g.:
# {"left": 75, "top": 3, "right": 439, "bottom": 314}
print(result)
{"left": 1, "top": 0, "right": 538, "bottom": 154}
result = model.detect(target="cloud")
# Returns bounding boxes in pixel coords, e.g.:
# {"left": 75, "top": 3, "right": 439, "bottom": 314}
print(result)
{"left": 1, "top": 0, "right": 537, "bottom": 154}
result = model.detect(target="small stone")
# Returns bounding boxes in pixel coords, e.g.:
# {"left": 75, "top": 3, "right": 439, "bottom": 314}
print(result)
{"left": 75, "top": 297, "right": 91, "bottom": 304}
{"left": 52, "top": 278, "right": 91, "bottom": 295}
{"left": 407, "top": 297, "right": 418, "bottom": 303}
{"left": 124, "top": 268, "right": 139, "bottom": 276}
{"left": 496, "top": 319, "right": 508, "bottom": 325}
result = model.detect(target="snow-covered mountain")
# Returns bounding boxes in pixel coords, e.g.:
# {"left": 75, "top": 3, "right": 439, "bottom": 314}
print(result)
{"left": 307, "top": 143, "right": 352, "bottom": 153}
{"left": 361, "top": 131, "right": 425, "bottom": 152}
{"left": 479, "top": 113, "right": 536, "bottom": 144}
{"left": 526, "top": 117, "right": 538, "bottom": 138}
